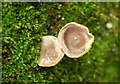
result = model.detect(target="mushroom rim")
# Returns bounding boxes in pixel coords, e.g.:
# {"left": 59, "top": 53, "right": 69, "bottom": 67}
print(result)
{"left": 58, "top": 22, "right": 94, "bottom": 58}
{"left": 38, "top": 36, "right": 64, "bottom": 67}
{"left": 38, "top": 48, "right": 64, "bottom": 67}
{"left": 38, "top": 53, "right": 64, "bottom": 67}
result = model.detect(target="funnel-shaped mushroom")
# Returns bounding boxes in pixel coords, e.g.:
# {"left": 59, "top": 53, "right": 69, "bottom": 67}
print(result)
{"left": 38, "top": 36, "right": 64, "bottom": 67}
{"left": 58, "top": 22, "right": 94, "bottom": 58}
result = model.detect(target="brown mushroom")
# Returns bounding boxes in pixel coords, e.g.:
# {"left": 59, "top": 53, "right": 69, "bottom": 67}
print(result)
{"left": 38, "top": 36, "right": 64, "bottom": 67}
{"left": 58, "top": 22, "right": 94, "bottom": 58}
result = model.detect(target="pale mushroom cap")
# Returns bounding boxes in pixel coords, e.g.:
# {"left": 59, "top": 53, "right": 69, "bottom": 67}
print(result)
{"left": 58, "top": 22, "right": 94, "bottom": 58}
{"left": 38, "top": 36, "right": 64, "bottom": 67}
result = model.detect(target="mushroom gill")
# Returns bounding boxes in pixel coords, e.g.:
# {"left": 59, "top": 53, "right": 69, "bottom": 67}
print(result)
{"left": 38, "top": 36, "right": 64, "bottom": 67}
{"left": 58, "top": 22, "right": 94, "bottom": 58}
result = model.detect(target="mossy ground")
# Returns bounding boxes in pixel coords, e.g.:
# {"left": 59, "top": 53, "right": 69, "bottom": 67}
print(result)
{"left": 2, "top": 2, "right": 118, "bottom": 82}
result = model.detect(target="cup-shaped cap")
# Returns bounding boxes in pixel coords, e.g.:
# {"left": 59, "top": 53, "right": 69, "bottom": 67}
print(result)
{"left": 38, "top": 36, "right": 64, "bottom": 67}
{"left": 58, "top": 22, "right": 94, "bottom": 58}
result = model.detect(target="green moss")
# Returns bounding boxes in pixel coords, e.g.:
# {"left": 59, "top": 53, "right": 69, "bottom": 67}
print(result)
{"left": 2, "top": 2, "right": 118, "bottom": 82}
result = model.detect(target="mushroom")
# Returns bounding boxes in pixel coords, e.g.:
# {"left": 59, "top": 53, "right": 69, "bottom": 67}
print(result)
{"left": 38, "top": 36, "right": 64, "bottom": 67}
{"left": 58, "top": 22, "right": 94, "bottom": 58}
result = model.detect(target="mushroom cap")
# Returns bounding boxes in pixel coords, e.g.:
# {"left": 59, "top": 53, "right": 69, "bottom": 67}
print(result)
{"left": 38, "top": 36, "right": 64, "bottom": 67}
{"left": 58, "top": 22, "right": 94, "bottom": 58}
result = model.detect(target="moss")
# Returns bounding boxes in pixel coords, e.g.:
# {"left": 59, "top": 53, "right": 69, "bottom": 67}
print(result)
{"left": 2, "top": 2, "right": 118, "bottom": 82}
